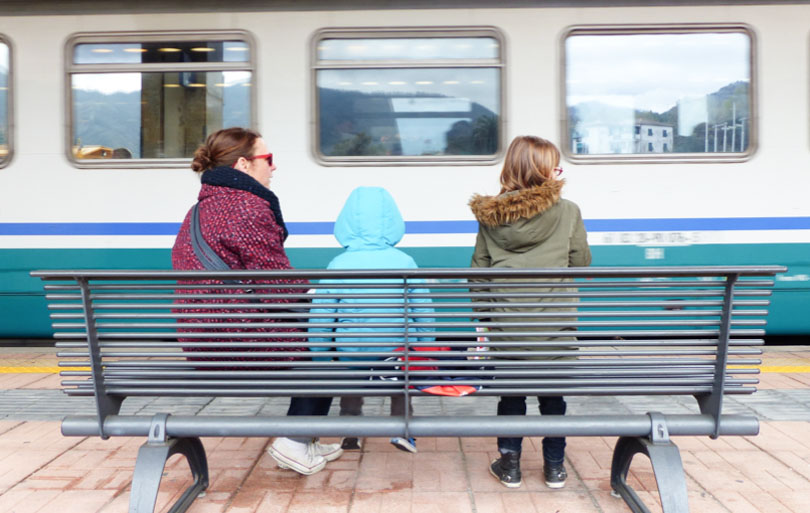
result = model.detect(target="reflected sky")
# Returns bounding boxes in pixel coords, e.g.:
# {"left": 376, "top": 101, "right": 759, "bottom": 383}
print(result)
{"left": 0, "top": 42, "right": 7, "bottom": 73}
{"left": 72, "top": 71, "right": 251, "bottom": 94}
{"left": 566, "top": 32, "right": 750, "bottom": 112}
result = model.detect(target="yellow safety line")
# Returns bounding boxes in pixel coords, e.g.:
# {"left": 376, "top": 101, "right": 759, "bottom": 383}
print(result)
{"left": 0, "top": 366, "right": 89, "bottom": 373}
{"left": 725, "top": 365, "right": 810, "bottom": 373}
{"left": 759, "top": 365, "right": 810, "bottom": 373}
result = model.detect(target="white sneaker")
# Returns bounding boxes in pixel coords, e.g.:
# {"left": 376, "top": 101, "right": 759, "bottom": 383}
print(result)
{"left": 268, "top": 437, "right": 326, "bottom": 475}
{"left": 313, "top": 440, "right": 344, "bottom": 462}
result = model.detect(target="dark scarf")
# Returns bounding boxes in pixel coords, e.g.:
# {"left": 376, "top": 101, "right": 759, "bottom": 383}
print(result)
{"left": 202, "top": 166, "right": 289, "bottom": 241}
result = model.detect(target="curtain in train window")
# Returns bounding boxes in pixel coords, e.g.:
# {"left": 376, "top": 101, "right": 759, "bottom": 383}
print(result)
{"left": 314, "top": 33, "right": 503, "bottom": 162}
{"left": 0, "top": 40, "right": 9, "bottom": 166}
{"left": 564, "top": 29, "right": 752, "bottom": 158}
{"left": 68, "top": 37, "right": 253, "bottom": 161}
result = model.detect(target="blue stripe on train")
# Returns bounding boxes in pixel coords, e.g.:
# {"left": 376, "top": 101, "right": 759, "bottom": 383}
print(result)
{"left": 1, "top": 217, "right": 810, "bottom": 236}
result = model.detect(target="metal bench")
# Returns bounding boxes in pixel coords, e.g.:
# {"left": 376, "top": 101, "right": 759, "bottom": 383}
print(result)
{"left": 31, "top": 265, "right": 785, "bottom": 513}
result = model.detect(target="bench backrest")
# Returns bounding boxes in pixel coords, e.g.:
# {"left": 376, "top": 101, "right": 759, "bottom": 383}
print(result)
{"left": 33, "top": 265, "right": 785, "bottom": 438}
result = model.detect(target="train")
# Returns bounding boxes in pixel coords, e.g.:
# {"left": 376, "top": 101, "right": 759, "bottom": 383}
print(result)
{"left": 0, "top": 0, "right": 808, "bottom": 339}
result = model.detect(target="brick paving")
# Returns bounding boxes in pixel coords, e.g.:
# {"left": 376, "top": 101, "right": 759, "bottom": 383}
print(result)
{"left": 0, "top": 346, "right": 809, "bottom": 512}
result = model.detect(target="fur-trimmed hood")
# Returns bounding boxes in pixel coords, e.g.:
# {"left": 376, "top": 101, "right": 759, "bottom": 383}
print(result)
{"left": 469, "top": 180, "right": 566, "bottom": 254}
{"left": 469, "top": 180, "right": 564, "bottom": 227}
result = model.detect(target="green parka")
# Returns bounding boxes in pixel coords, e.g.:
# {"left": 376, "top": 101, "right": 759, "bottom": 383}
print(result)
{"left": 469, "top": 179, "right": 591, "bottom": 359}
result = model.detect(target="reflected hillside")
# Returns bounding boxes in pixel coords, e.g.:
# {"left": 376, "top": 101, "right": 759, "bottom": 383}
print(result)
{"left": 72, "top": 79, "right": 251, "bottom": 159}
{"left": 319, "top": 87, "right": 498, "bottom": 157}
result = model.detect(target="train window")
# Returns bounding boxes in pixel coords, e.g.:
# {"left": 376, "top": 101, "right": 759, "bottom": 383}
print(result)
{"left": 0, "top": 37, "right": 10, "bottom": 167}
{"left": 313, "top": 28, "right": 504, "bottom": 165}
{"left": 66, "top": 32, "right": 255, "bottom": 166}
{"left": 563, "top": 26, "right": 754, "bottom": 162}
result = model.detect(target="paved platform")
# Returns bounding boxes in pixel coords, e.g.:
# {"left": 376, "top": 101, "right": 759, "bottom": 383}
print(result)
{"left": 1, "top": 345, "right": 809, "bottom": 513}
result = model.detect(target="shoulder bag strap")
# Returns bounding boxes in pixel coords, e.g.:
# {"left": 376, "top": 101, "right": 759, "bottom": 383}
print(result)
{"left": 190, "top": 203, "right": 241, "bottom": 285}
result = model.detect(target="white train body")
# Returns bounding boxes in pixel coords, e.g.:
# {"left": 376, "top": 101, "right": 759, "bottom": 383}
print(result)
{"left": 0, "top": 2, "right": 807, "bottom": 337}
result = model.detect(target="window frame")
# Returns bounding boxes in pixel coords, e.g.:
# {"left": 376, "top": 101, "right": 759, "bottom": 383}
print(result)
{"left": 310, "top": 26, "right": 506, "bottom": 166}
{"left": 0, "top": 35, "right": 13, "bottom": 169}
{"left": 559, "top": 24, "right": 757, "bottom": 164}
{"left": 65, "top": 30, "right": 257, "bottom": 169}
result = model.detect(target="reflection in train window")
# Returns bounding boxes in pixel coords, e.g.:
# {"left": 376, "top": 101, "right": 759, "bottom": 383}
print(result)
{"left": 314, "top": 29, "right": 504, "bottom": 163}
{"left": 0, "top": 38, "right": 10, "bottom": 166}
{"left": 73, "top": 41, "right": 249, "bottom": 64}
{"left": 317, "top": 37, "right": 499, "bottom": 61}
{"left": 67, "top": 33, "right": 254, "bottom": 164}
{"left": 563, "top": 28, "right": 753, "bottom": 160}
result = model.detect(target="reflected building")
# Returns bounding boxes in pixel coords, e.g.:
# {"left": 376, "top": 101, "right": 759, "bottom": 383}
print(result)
{"left": 572, "top": 121, "right": 673, "bottom": 154}
{"left": 635, "top": 122, "right": 673, "bottom": 153}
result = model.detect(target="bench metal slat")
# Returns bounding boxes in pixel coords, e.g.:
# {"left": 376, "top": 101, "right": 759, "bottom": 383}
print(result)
{"left": 32, "top": 265, "right": 785, "bottom": 279}
{"left": 50, "top": 328, "right": 769, "bottom": 339}
{"left": 64, "top": 351, "right": 759, "bottom": 368}
{"left": 65, "top": 278, "right": 773, "bottom": 290}
{"left": 46, "top": 301, "right": 772, "bottom": 317}
{"left": 94, "top": 367, "right": 752, "bottom": 378}
{"left": 48, "top": 309, "right": 771, "bottom": 323}
{"left": 99, "top": 385, "right": 727, "bottom": 396}
{"left": 82, "top": 347, "right": 760, "bottom": 358}
{"left": 81, "top": 289, "right": 772, "bottom": 300}
{"left": 52, "top": 338, "right": 765, "bottom": 351}
{"left": 58, "top": 413, "right": 760, "bottom": 438}
{"left": 105, "top": 374, "right": 757, "bottom": 384}
{"left": 69, "top": 318, "right": 766, "bottom": 331}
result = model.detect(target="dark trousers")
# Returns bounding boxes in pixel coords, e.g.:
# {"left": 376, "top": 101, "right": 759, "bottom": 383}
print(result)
{"left": 287, "top": 396, "right": 333, "bottom": 443}
{"left": 496, "top": 395, "right": 566, "bottom": 464}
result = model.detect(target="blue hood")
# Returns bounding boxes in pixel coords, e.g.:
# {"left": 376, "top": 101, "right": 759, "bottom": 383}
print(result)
{"left": 334, "top": 187, "right": 405, "bottom": 250}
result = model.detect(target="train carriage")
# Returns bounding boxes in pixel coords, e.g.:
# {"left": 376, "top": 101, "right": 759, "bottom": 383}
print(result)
{"left": 0, "top": 0, "right": 808, "bottom": 338}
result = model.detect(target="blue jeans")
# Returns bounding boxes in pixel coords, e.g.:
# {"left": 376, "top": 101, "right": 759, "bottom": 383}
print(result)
{"left": 496, "top": 395, "right": 566, "bottom": 464}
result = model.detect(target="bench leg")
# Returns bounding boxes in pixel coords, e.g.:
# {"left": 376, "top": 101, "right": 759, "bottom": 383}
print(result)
{"left": 129, "top": 437, "right": 209, "bottom": 513}
{"left": 610, "top": 436, "right": 689, "bottom": 513}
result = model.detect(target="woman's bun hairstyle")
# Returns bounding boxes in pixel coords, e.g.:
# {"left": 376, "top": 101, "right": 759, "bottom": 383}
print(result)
{"left": 191, "top": 146, "right": 213, "bottom": 173}
{"left": 191, "top": 127, "right": 262, "bottom": 173}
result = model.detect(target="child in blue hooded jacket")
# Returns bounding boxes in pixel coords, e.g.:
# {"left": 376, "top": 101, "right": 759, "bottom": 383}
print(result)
{"left": 308, "top": 186, "right": 434, "bottom": 453}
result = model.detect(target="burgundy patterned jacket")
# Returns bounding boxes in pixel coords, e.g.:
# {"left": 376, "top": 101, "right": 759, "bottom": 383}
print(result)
{"left": 172, "top": 166, "right": 308, "bottom": 362}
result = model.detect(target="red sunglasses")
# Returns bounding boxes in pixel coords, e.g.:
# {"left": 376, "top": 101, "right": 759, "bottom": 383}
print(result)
{"left": 246, "top": 153, "right": 273, "bottom": 166}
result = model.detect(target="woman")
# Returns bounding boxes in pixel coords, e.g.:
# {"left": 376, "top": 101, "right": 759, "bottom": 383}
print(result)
{"left": 172, "top": 127, "right": 341, "bottom": 476}
{"left": 469, "top": 135, "right": 591, "bottom": 489}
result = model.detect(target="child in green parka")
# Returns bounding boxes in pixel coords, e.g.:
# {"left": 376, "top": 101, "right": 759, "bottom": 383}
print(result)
{"left": 469, "top": 135, "right": 591, "bottom": 490}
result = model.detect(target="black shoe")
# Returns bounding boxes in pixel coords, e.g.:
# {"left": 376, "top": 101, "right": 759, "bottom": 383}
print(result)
{"left": 489, "top": 452, "right": 522, "bottom": 488}
{"left": 544, "top": 462, "right": 567, "bottom": 489}
{"left": 340, "top": 437, "right": 362, "bottom": 450}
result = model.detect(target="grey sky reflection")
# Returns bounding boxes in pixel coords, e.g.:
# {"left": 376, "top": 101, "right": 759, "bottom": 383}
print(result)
{"left": 566, "top": 32, "right": 750, "bottom": 113}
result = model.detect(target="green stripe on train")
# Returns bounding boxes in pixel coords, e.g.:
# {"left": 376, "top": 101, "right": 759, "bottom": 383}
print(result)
{"left": 2, "top": 244, "right": 808, "bottom": 338}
